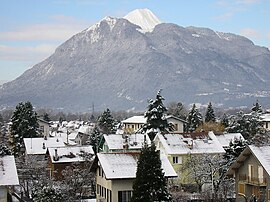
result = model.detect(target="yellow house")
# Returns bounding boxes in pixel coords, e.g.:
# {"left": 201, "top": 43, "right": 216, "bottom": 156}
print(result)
{"left": 154, "top": 131, "right": 225, "bottom": 185}
{"left": 94, "top": 152, "right": 177, "bottom": 202}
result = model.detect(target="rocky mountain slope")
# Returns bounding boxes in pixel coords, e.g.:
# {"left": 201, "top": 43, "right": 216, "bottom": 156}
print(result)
{"left": 1, "top": 9, "right": 270, "bottom": 111}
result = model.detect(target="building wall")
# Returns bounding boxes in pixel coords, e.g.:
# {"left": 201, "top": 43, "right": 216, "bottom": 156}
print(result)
{"left": 96, "top": 165, "right": 134, "bottom": 202}
{"left": 166, "top": 118, "right": 184, "bottom": 133}
{"left": 38, "top": 121, "right": 50, "bottom": 137}
{"left": 0, "top": 187, "right": 7, "bottom": 202}
{"left": 235, "top": 153, "right": 270, "bottom": 202}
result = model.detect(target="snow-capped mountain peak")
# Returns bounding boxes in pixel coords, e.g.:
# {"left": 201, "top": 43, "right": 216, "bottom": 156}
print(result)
{"left": 123, "top": 8, "right": 161, "bottom": 33}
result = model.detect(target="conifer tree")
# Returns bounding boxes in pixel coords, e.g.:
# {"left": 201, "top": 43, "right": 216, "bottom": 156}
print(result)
{"left": 221, "top": 113, "right": 229, "bottom": 128}
{"left": 9, "top": 101, "right": 38, "bottom": 156}
{"left": 186, "top": 104, "right": 203, "bottom": 132}
{"left": 89, "top": 126, "right": 103, "bottom": 153}
{"left": 97, "top": 108, "right": 116, "bottom": 134}
{"left": 143, "top": 90, "right": 171, "bottom": 141}
{"left": 131, "top": 142, "right": 171, "bottom": 202}
{"left": 43, "top": 113, "right": 51, "bottom": 122}
{"left": 205, "top": 102, "right": 216, "bottom": 122}
{"left": 251, "top": 100, "right": 263, "bottom": 113}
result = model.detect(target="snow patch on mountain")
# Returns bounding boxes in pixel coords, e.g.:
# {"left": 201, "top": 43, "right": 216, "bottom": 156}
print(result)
{"left": 123, "top": 8, "right": 161, "bottom": 33}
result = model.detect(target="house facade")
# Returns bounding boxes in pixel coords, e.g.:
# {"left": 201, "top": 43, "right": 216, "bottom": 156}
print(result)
{"left": 94, "top": 152, "right": 177, "bottom": 202}
{"left": 227, "top": 145, "right": 270, "bottom": 202}
{"left": 37, "top": 118, "right": 50, "bottom": 138}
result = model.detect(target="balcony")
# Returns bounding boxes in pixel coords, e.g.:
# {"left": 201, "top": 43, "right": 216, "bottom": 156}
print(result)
{"left": 239, "top": 174, "right": 267, "bottom": 186}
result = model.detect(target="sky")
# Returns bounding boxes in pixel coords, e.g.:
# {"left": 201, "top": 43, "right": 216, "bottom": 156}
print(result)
{"left": 0, "top": 0, "right": 269, "bottom": 82}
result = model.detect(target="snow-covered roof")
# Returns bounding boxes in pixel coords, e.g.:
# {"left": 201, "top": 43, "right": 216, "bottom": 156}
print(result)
{"left": 78, "top": 125, "right": 93, "bottom": 134}
{"left": 0, "top": 155, "right": 19, "bottom": 186}
{"left": 215, "top": 133, "right": 244, "bottom": 147}
{"left": 123, "top": 8, "right": 161, "bottom": 33}
{"left": 261, "top": 113, "right": 270, "bottom": 122}
{"left": 249, "top": 145, "right": 270, "bottom": 175}
{"left": 227, "top": 145, "right": 270, "bottom": 176}
{"left": 97, "top": 152, "right": 177, "bottom": 180}
{"left": 48, "top": 146, "right": 94, "bottom": 163}
{"left": 121, "top": 116, "right": 146, "bottom": 124}
{"left": 103, "top": 134, "right": 151, "bottom": 151}
{"left": 24, "top": 137, "right": 65, "bottom": 155}
{"left": 156, "top": 131, "right": 225, "bottom": 155}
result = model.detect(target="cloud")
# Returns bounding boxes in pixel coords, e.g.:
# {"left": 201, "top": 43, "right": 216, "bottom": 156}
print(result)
{"left": 215, "top": 0, "right": 260, "bottom": 21}
{"left": 0, "top": 15, "right": 92, "bottom": 42}
{"left": 240, "top": 28, "right": 260, "bottom": 39}
{"left": 0, "top": 44, "right": 57, "bottom": 62}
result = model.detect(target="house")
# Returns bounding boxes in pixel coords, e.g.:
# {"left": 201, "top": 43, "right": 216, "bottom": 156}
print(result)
{"left": 94, "top": 152, "right": 177, "bottom": 202}
{"left": 102, "top": 133, "right": 151, "bottom": 153}
{"left": 154, "top": 131, "right": 225, "bottom": 184}
{"left": 215, "top": 132, "right": 245, "bottom": 148}
{"left": 37, "top": 118, "right": 50, "bottom": 138}
{"left": 47, "top": 145, "right": 94, "bottom": 180}
{"left": 121, "top": 116, "right": 146, "bottom": 133}
{"left": 227, "top": 145, "right": 270, "bottom": 202}
{"left": 260, "top": 113, "right": 270, "bottom": 131}
{"left": 0, "top": 155, "right": 19, "bottom": 202}
{"left": 75, "top": 125, "right": 94, "bottom": 146}
{"left": 23, "top": 137, "right": 65, "bottom": 160}
{"left": 121, "top": 115, "right": 186, "bottom": 133}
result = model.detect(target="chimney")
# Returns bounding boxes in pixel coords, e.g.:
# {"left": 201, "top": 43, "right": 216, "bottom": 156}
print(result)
{"left": 123, "top": 135, "right": 129, "bottom": 151}
{"left": 53, "top": 149, "right": 59, "bottom": 161}
{"left": 42, "top": 142, "right": 46, "bottom": 149}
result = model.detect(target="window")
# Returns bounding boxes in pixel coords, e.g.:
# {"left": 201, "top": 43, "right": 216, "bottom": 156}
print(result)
{"left": 238, "top": 183, "right": 245, "bottom": 194}
{"left": 268, "top": 189, "right": 270, "bottom": 202}
{"left": 173, "top": 156, "right": 182, "bottom": 164}
{"left": 266, "top": 122, "right": 269, "bottom": 129}
{"left": 248, "top": 164, "right": 254, "bottom": 179}
{"left": 118, "top": 191, "right": 132, "bottom": 202}
{"left": 97, "top": 184, "right": 100, "bottom": 195}
{"left": 258, "top": 166, "right": 264, "bottom": 184}
{"left": 174, "top": 124, "right": 178, "bottom": 131}
{"left": 252, "top": 186, "right": 259, "bottom": 197}
{"left": 173, "top": 156, "right": 178, "bottom": 164}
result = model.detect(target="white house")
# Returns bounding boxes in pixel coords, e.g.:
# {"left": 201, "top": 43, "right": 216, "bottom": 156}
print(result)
{"left": 95, "top": 152, "right": 177, "bottom": 202}
{"left": 37, "top": 118, "right": 50, "bottom": 138}
{"left": 0, "top": 156, "right": 19, "bottom": 202}
{"left": 121, "top": 115, "right": 186, "bottom": 133}
{"left": 260, "top": 113, "right": 270, "bottom": 131}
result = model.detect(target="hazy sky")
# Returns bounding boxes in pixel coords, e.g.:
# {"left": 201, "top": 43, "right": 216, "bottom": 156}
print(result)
{"left": 0, "top": 0, "right": 269, "bottom": 81}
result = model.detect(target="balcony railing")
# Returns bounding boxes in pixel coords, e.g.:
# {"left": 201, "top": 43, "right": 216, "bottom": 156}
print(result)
{"left": 239, "top": 174, "right": 267, "bottom": 186}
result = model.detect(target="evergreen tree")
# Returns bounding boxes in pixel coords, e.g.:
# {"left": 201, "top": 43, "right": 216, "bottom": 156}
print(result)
{"left": 9, "top": 101, "right": 39, "bottom": 156}
{"left": 43, "top": 113, "right": 51, "bottom": 122}
{"left": 0, "top": 143, "right": 11, "bottom": 156}
{"left": 186, "top": 104, "right": 203, "bottom": 132}
{"left": 221, "top": 113, "right": 229, "bottom": 128}
{"left": 143, "top": 90, "right": 171, "bottom": 141}
{"left": 224, "top": 138, "right": 247, "bottom": 167}
{"left": 32, "top": 184, "right": 64, "bottom": 202}
{"left": 89, "top": 126, "right": 103, "bottom": 153}
{"left": 97, "top": 108, "right": 116, "bottom": 134}
{"left": 131, "top": 142, "right": 171, "bottom": 202}
{"left": 225, "top": 111, "right": 263, "bottom": 140}
{"left": 205, "top": 102, "right": 216, "bottom": 122}
{"left": 251, "top": 100, "right": 263, "bottom": 113}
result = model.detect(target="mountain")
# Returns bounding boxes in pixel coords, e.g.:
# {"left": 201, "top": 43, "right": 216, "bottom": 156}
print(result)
{"left": 1, "top": 9, "right": 270, "bottom": 112}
